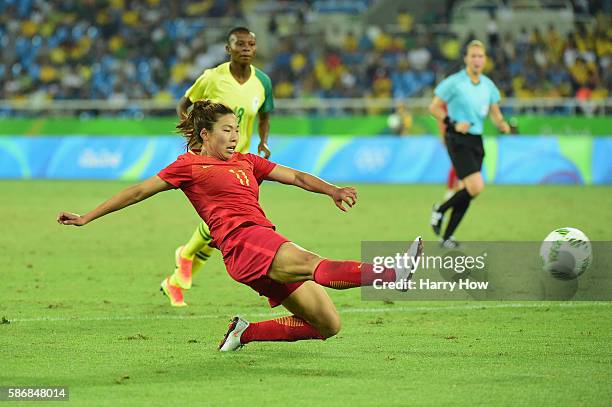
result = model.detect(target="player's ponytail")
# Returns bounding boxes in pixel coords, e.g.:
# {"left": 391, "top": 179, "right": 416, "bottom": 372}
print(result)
{"left": 177, "top": 100, "right": 235, "bottom": 149}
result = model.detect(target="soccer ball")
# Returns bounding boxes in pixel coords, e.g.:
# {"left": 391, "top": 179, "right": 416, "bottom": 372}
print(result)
{"left": 539, "top": 227, "right": 592, "bottom": 280}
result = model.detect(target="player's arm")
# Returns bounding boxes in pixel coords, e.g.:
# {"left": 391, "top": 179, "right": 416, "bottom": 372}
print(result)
{"left": 176, "top": 96, "right": 193, "bottom": 119}
{"left": 489, "top": 103, "right": 510, "bottom": 134}
{"left": 257, "top": 111, "right": 271, "bottom": 158}
{"left": 57, "top": 176, "right": 174, "bottom": 226}
{"left": 266, "top": 164, "right": 357, "bottom": 212}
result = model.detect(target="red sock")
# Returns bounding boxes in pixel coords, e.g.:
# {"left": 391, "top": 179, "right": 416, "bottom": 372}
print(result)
{"left": 313, "top": 260, "right": 396, "bottom": 289}
{"left": 447, "top": 166, "right": 458, "bottom": 189}
{"left": 240, "top": 316, "right": 324, "bottom": 344}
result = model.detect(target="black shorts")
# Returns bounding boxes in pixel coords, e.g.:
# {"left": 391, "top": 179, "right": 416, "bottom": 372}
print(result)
{"left": 445, "top": 130, "right": 485, "bottom": 179}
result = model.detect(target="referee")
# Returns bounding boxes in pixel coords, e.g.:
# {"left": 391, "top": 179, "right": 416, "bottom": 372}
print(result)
{"left": 429, "top": 40, "right": 510, "bottom": 248}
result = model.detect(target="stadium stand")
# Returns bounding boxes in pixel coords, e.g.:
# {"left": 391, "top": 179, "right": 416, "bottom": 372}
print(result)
{"left": 0, "top": 0, "right": 609, "bottom": 114}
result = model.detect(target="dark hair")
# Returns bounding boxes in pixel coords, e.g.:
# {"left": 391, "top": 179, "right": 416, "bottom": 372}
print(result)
{"left": 226, "top": 26, "right": 254, "bottom": 43}
{"left": 176, "top": 100, "right": 235, "bottom": 150}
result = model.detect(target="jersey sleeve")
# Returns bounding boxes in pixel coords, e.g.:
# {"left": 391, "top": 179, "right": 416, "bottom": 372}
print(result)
{"left": 489, "top": 81, "right": 501, "bottom": 105}
{"left": 157, "top": 156, "right": 192, "bottom": 189}
{"left": 254, "top": 68, "right": 274, "bottom": 113}
{"left": 184, "top": 70, "right": 211, "bottom": 103}
{"left": 246, "top": 153, "right": 276, "bottom": 184}
{"left": 434, "top": 76, "right": 455, "bottom": 103}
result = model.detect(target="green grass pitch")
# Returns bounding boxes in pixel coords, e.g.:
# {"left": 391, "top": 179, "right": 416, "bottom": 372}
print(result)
{"left": 1, "top": 181, "right": 611, "bottom": 406}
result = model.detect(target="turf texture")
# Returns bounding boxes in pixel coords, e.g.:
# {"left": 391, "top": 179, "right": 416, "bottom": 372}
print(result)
{"left": 1, "top": 181, "right": 611, "bottom": 406}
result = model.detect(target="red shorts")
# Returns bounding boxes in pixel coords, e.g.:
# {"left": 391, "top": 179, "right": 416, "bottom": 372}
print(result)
{"left": 219, "top": 225, "right": 304, "bottom": 307}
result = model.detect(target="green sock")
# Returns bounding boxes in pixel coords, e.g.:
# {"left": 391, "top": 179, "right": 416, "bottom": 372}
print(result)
{"left": 192, "top": 244, "right": 214, "bottom": 276}
{"left": 182, "top": 222, "right": 214, "bottom": 274}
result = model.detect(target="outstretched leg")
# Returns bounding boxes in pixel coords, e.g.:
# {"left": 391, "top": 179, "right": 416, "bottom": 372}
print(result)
{"left": 218, "top": 232, "right": 422, "bottom": 351}
{"left": 267, "top": 238, "right": 422, "bottom": 289}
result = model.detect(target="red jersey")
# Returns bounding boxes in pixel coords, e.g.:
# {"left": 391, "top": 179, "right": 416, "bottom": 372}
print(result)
{"left": 157, "top": 151, "right": 277, "bottom": 247}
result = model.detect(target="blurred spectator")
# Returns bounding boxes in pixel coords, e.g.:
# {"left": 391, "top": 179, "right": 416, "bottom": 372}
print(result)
{"left": 486, "top": 11, "right": 500, "bottom": 52}
{"left": 0, "top": 0, "right": 610, "bottom": 112}
{"left": 387, "top": 102, "right": 413, "bottom": 135}
{"left": 0, "top": 0, "right": 247, "bottom": 102}
{"left": 396, "top": 9, "right": 414, "bottom": 33}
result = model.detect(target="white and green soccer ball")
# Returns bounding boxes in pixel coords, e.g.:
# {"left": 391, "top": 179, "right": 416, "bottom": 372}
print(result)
{"left": 539, "top": 227, "right": 592, "bottom": 280}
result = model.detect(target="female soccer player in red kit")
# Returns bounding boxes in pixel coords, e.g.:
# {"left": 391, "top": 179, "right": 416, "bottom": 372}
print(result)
{"left": 58, "top": 100, "right": 422, "bottom": 351}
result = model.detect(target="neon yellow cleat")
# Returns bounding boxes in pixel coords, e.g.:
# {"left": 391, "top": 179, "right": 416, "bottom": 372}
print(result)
{"left": 173, "top": 246, "right": 193, "bottom": 290}
{"left": 160, "top": 277, "right": 187, "bottom": 307}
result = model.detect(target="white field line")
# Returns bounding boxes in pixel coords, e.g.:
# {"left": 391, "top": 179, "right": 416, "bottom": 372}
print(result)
{"left": 7, "top": 302, "right": 611, "bottom": 324}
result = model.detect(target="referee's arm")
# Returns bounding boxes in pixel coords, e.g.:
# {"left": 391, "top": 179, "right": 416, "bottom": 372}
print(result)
{"left": 430, "top": 96, "right": 451, "bottom": 144}
{"left": 489, "top": 104, "right": 511, "bottom": 134}
{"left": 429, "top": 96, "right": 448, "bottom": 123}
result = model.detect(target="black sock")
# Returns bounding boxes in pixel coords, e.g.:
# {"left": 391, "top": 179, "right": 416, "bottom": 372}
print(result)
{"left": 438, "top": 188, "right": 471, "bottom": 213}
{"left": 443, "top": 199, "right": 471, "bottom": 240}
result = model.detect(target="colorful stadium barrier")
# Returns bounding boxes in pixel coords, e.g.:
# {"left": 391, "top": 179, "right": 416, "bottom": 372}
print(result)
{"left": 1, "top": 136, "right": 610, "bottom": 184}
{"left": 1, "top": 116, "right": 610, "bottom": 136}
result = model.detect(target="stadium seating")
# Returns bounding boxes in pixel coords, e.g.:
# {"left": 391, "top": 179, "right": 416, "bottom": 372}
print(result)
{"left": 0, "top": 0, "right": 609, "bottom": 109}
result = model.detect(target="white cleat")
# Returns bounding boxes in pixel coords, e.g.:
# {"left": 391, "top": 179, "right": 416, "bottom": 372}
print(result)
{"left": 395, "top": 236, "right": 423, "bottom": 291}
{"left": 218, "top": 316, "right": 250, "bottom": 352}
{"left": 440, "top": 236, "right": 460, "bottom": 249}
{"left": 431, "top": 204, "right": 444, "bottom": 236}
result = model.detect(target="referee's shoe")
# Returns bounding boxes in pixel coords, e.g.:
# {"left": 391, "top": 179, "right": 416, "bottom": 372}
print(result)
{"left": 440, "top": 236, "right": 460, "bottom": 249}
{"left": 430, "top": 204, "right": 444, "bottom": 236}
